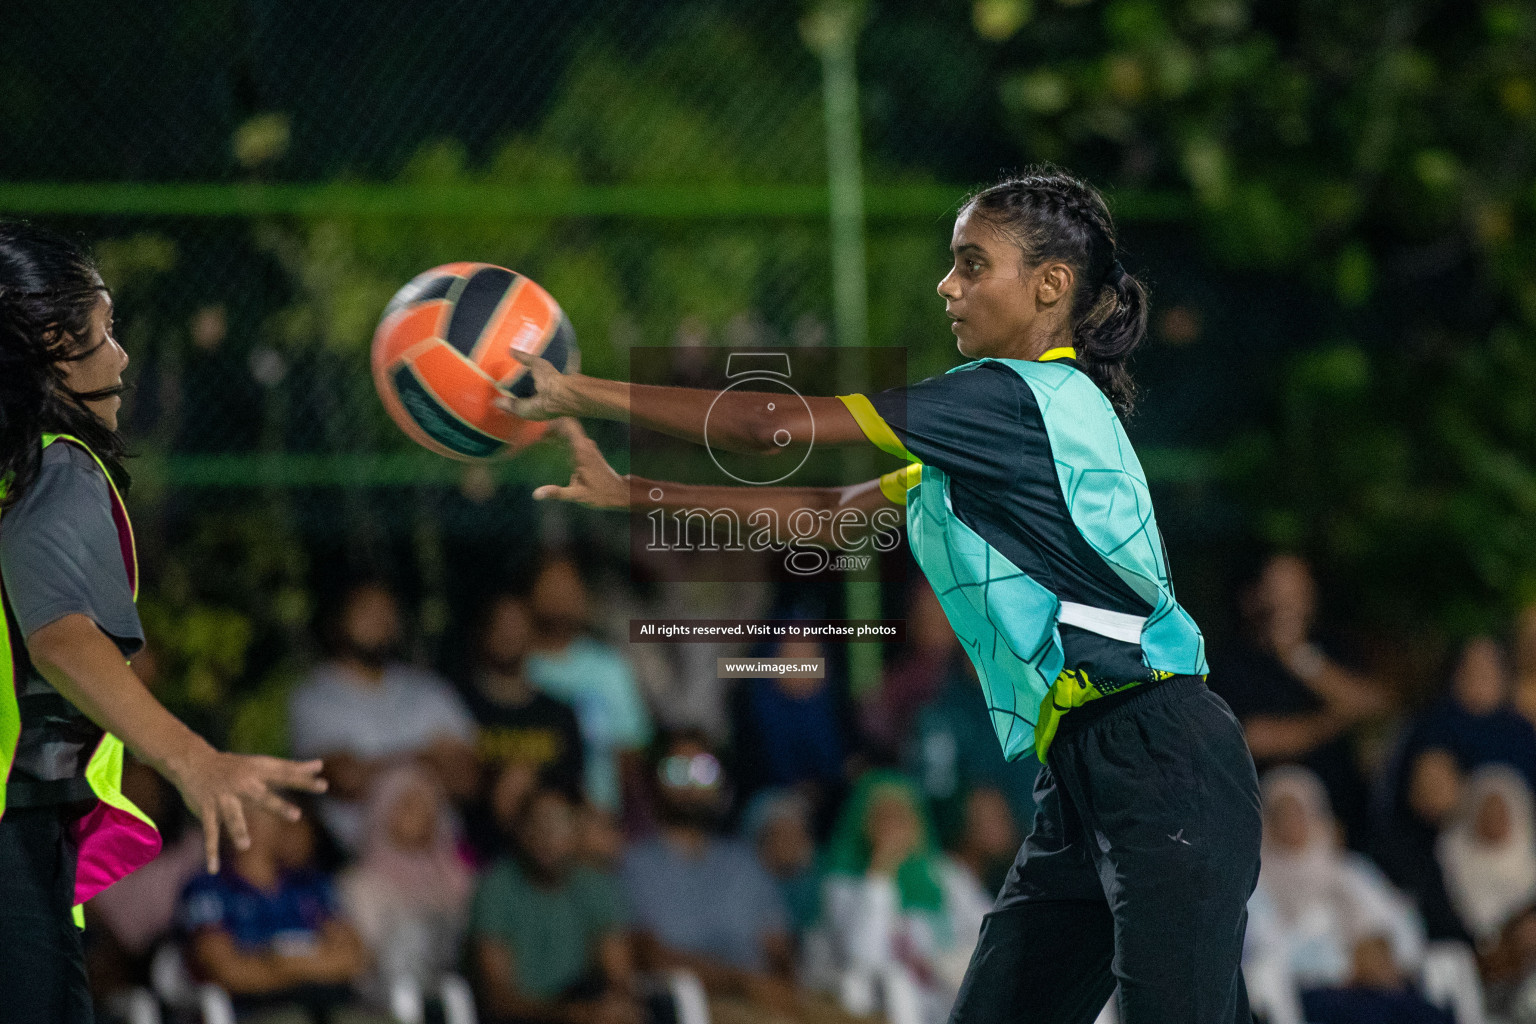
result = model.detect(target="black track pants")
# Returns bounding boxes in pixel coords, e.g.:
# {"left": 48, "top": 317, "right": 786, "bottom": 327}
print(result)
{"left": 949, "top": 676, "right": 1262, "bottom": 1024}
{"left": 0, "top": 804, "right": 93, "bottom": 1024}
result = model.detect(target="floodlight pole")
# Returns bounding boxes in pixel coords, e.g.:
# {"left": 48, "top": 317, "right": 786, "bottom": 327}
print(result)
{"left": 805, "top": 1, "right": 882, "bottom": 697}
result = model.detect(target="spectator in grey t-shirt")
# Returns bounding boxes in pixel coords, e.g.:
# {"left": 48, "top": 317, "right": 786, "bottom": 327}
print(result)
{"left": 287, "top": 580, "right": 478, "bottom": 850}
{"left": 621, "top": 731, "right": 799, "bottom": 1011}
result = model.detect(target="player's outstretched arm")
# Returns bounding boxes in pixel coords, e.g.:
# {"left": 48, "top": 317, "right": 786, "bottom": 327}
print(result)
{"left": 497, "top": 350, "right": 872, "bottom": 454}
{"left": 534, "top": 419, "right": 896, "bottom": 546}
{"left": 26, "top": 615, "right": 327, "bottom": 874}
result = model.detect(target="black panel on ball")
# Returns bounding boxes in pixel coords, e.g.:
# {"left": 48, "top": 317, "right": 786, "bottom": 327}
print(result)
{"left": 445, "top": 266, "right": 516, "bottom": 356}
{"left": 380, "top": 271, "right": 458, "bottom": 322}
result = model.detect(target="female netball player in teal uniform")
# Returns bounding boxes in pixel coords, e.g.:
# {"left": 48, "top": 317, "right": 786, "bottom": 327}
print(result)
{"left": 505, "top": 170, "right": 1262, "bottom": 1024}
{"left": 0, "top": 221, "right": 328, "bottom": 1021}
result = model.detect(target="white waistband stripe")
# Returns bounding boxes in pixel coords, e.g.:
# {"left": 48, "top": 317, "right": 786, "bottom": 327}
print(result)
{"left": 1057, "top": 602, "right": 1147, "bottom": 645}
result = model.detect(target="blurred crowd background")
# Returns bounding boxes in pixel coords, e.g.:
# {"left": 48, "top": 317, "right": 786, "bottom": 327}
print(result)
{"left": 8, "top": 0, "right": 1536, "bottom": 1022}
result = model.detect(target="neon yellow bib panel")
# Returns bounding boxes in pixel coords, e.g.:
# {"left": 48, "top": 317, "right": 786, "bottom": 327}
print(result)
{"left": 0, "top": 434, "right": 161, "bottom": 920}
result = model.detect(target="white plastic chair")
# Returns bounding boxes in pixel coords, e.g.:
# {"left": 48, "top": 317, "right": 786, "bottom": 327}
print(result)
{"left": 385, "top": 971, "right": 479, "bottom": 1024}
{"left": 835, "top": 966, "right": 924, "bottom": 1024}
{"left": 150, "top": 942, "right": 236, "bottom": 1024}
{"left": 1421, "top": 940, "right": 1486, "bottom": 1024}
{"left": 661, "top": 969, "right": 712, "bottom": 1024}
{"left": 1243, "top": 954, "right": 1305, "bottom": 1024}
{"left": 105, "top": 987, "right": 162, "bottom": 1024}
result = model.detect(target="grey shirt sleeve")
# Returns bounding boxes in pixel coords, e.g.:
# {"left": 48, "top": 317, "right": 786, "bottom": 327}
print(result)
{"left": 0, "top": 442, "right": 144, "bottom": 656}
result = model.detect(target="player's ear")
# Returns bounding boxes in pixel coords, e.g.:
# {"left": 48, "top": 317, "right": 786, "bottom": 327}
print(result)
{"left": 1035, "top": 261, "right": 1074, "bottom": 307}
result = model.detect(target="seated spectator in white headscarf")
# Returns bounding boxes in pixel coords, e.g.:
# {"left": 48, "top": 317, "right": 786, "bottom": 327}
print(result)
{"left": 1437, "top": 764, "right": 1536, "bottom": 942}
{"left": 1247, "top": 766, "right": 1424, "bottom": 988}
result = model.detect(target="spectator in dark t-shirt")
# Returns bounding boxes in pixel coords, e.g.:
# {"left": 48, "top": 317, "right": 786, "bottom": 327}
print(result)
{"left": 730, "top": 638, "right": 853, "bottom": 831}
{"left": 1299, "top": 935, "right": 1453, "bottom": 1024}
{"left": 1403, "top": 637, "right": 1536, "bottom": 792}
{"left": 1377, "top": 639, "right": 1536, "bottom": 942}
{"left": 468, "top": 594, "right": 585, "bottom": 798}
{"left": 860, "top": 580, "right": 962, "bottom": 760}
{"left": 463, "top": 594, "right": 585, "bottom": 857}
{"left": 1210, "top": 554, "right": 1391, "bottom": 849}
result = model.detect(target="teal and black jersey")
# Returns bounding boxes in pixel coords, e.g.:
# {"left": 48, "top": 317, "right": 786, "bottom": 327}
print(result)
{"left": 841, "top": 349, "right": 1207, "bottom": 762}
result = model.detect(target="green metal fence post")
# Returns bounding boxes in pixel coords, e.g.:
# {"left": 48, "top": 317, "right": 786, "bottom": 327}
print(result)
{"left": 804, "top": 1, "right": 882, "bottom": 697}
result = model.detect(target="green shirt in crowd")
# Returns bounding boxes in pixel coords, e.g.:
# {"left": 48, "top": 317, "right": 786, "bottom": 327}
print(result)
{"left": 470, "top": 858, "right": 629, "bottom": 999}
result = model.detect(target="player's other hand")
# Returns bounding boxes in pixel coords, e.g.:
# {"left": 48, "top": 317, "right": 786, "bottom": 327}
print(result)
{"left": 170, "top": 747, "right": 328, "bottom": 874}
{"left": 533, "top": 418, "right": 630, "bottom": 510}
{"left": 495, "top": 348, "right": 581, "bottom": 421}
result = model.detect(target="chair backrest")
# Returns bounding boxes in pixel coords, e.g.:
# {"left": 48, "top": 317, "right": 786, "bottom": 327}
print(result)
{"left": 1243, "top": 955, "right": 1304, "bottom": 1024}
{"left": 1420, "top": 941, "right": 1486, "bottom": 1024}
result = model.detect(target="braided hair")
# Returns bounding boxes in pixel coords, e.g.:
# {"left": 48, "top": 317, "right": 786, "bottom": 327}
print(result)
{"left": 0, "top": 221, "right": 126, "bottom": 508}
{"left": 962, "top": 168, "right": 1147, "bottom": 416}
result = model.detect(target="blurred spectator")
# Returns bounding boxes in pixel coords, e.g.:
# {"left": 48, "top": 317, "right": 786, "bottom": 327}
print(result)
{"left": 526, "top": 556, "right": 653, "bottom": 814}
{"left": 905, "top": 661, "right": 1038, "bottom": 847}
{"left": 463, "top": 592, "right": 585, "bottom": 857}
{"left": 740, "top": 789, "right": 822, "bottom": 938}
{"left": 822, "top": 770, "right": 991, "bottom": 1024}
{"left": 859, "top": 581, "right": 961, "bottom": 758}
{"left": 730, "top": 639, "right": 853, "bottom": 827}
{"left": 1246, "top": 767, "right": 1424, "bottom": 990}
{"left": 1515, "top": 604, "right": 1536, "bottom": 728}
{"left": 1406, "top": 637, "right": 1536, "bottom": 792}
{"left": 1437, "top": 765, "right": 1536, "bottom": 943}
{"left": 467, "top": 593, "right": 585, "bottom": 798}
{"left": 1298, "top": 935, "right": 1454, "bottom": 1024}
{"left": 622, "top": 731, "right": 801, "bottom": 1017}
{"left": 1480, "top": 905, "right": 1536, "bottom": 1020}
{"left": 289, "top": 580, "right": 478, "bottom": 850}
{"left": 948, "top": 787, "right": 1019, "bottom": 898}
{"left": 338, "top": 765, "right": 472, "bottom": 1003}
{"left": 1211, "top": 554, "right": 1391, "bottom": 849}
{"left": 477, "top": 760, "right": 540, "bottom": 866}
{"left": 1376, "top": 747, "right": 1471, "bottom": 943}
{"left": 575, "top": 802, "right": 626, "bottom": 873}
{"left": 179, "top": 808, "right": 367, "bottom": 1022}
{"left": 1378, "top": 635, "right": 1536, "bottom": 947}
{"left": 470, "top": 786, "right": 640, "bottom": 1024}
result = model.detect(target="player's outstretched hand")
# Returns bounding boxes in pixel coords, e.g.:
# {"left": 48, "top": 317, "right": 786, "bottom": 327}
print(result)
{"left": 533, "top": 418, "right": 630, "bottom": 509}
{"left": 170, "top": 747, "right": 328, "bottom": 874}
{"left": 495, "top": 348, "right": 581, "bottom": 421}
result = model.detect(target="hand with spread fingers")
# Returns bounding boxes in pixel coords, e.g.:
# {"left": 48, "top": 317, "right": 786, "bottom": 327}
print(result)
{"left": 532, "top": 418, "right": 631, "bottom": 510}
{"left": 168, "top": 747, "right": 329, "bottom": 874}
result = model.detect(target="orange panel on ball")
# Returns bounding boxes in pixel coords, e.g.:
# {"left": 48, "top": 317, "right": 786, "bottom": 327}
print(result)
{"left": 408, "top": 343, "right": 525, "bottom": 440}
{"left": 472, "top": 276, "right": 560, "bottom": 382}
{"left": 371, "top": 299, "right": 449, "bottom": 372}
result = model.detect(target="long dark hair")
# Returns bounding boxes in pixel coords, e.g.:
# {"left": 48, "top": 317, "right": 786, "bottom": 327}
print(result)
{"left": 0, "top": 221, "right": 127, "bottom": 507}
{"left": 962, "top": 168, "right": 1148, "bottom": 416}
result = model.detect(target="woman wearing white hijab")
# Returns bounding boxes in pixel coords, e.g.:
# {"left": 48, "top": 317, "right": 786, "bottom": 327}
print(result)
{"left": 1248, "top": 766, "right": 1425, "bottom": 987}
{"left": 1437, "top": 764, "right": 1536, "bottom": 942}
